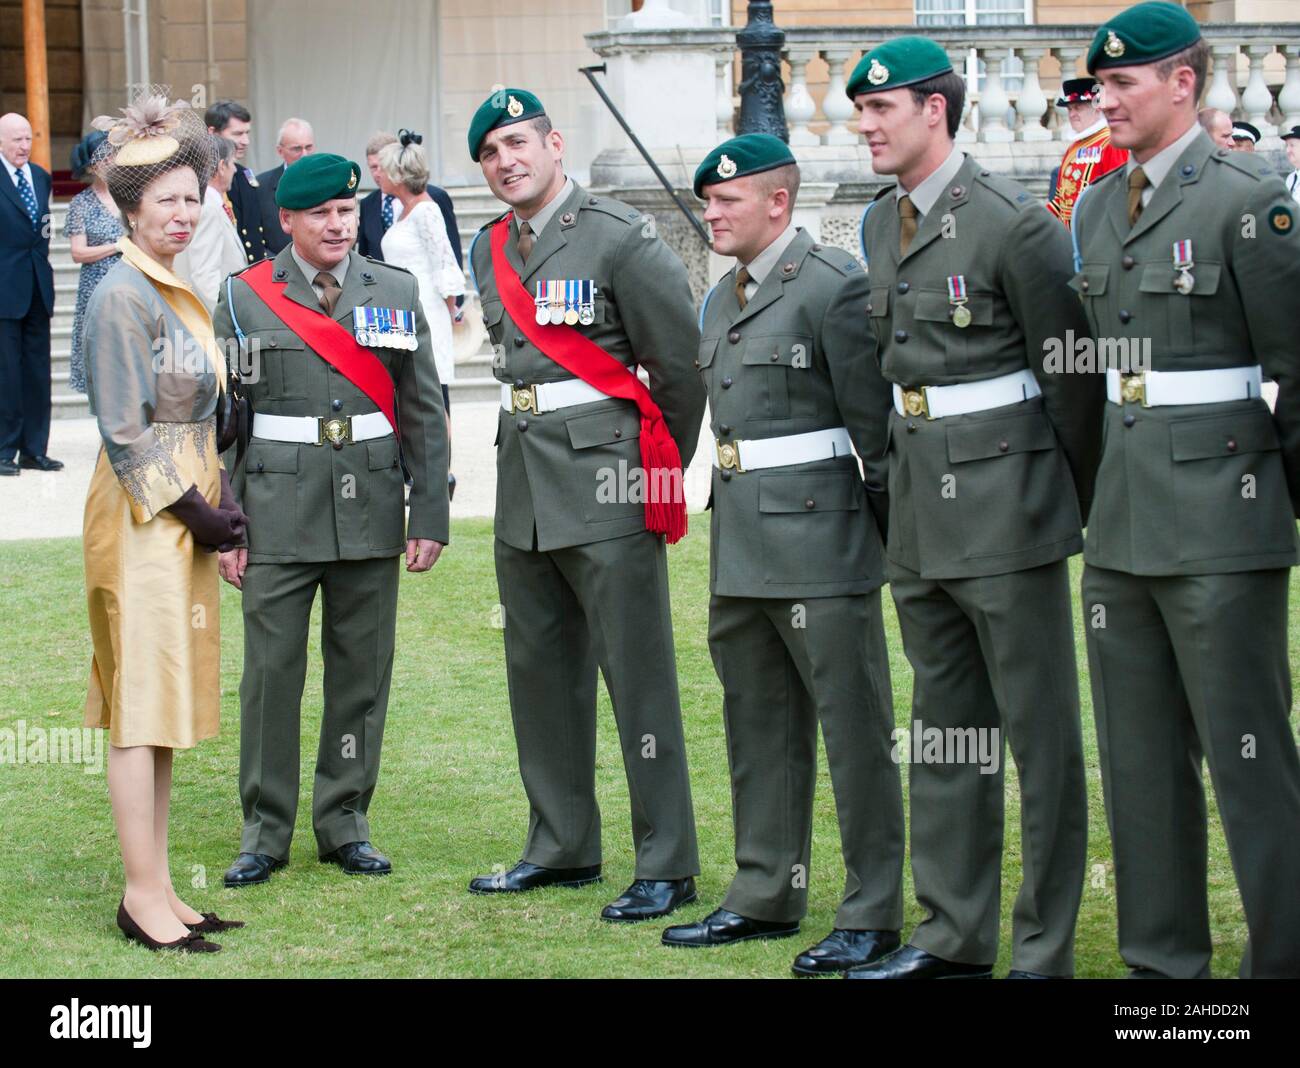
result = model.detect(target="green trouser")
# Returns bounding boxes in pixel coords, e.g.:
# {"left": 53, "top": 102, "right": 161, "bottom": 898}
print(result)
{"left": 1083, "top": 565, "right": 1300, "bottom": 979}
{"left": 494, "top": 530, "right": 699, "bottom": 879}
{"left": 237, "top": 556, "right": 399, "bottom": 858}
{"left": 708, "top": 591, "right": 904, "bottom": 928}
{"left": 889, "top": 558, "right": 1087, "bottom": 975}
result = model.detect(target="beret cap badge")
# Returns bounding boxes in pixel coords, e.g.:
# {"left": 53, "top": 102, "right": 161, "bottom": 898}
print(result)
{"left": 717, "top": 154, "right": 738, "bottom": 179}
{"left": 347, "top": 171, "right": 357, "bottom": 189}
{"left": 1104, "top": 30, "right": 1126, "bottom": 58}
{"left": 507, "top": 95, "right": 524, "bottom": 117}
{"left": 867, "top": 59, "right": 890, "bottom": 85}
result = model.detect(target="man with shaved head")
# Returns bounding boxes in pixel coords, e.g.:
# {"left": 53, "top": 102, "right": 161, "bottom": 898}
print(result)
{"left": 258, "top": 117, "right": 315, "bottom": 253}
{"left": 0, "top": 112, "right": 60, "bottom": 476}
{"left": 1197, "top": 107, "right": 1234, "bottom": 149}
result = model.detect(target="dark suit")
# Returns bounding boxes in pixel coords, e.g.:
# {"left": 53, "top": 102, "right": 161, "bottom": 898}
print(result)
{"left": 359, "top": 185, "right": 463, "bottom": 272}
{"left": 256, "top": 163, "right": 289, "bottom": 254}
{"left": 228, "top": 165, "right": 269, "bottom": 264}
{"left": 0, "top": 160, "right": 54, "bottom": 462}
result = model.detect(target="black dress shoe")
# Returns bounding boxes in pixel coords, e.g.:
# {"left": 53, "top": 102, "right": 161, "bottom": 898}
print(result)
{"left": 662, "top": 907, "right": 799, "bottom": 947}
{"left": 186, "top": 912, "right": 246, "bottom": 934}
{"left": 1126, "top": 967, "right": 1172, "bottom": 979}
{"left": 0, "top": 458, "right": 18, "bottom": 476}
{"left": 845, "top": 943, "right": 992, "bottom": 979}
{"left": 19, "top": 454, "right": 63, "bottom": 471}
{"left": 223, "top": 852, "right": 286, "bottom": 887}
{"left": 1007, "top": 969, "right": 1067, "bottom": 979}
{"left": 320, "top": 840, "right": 391, "bottom": 875}
{"left": 792, "top": 928, "right": 901, "bottom": 976}
{"left": 468, "top": 860, "right": 601, "bottom": 894}
{"left": 601, "top": 877, "right": 696, "bottom": 923}
{"left": 117, "top": 899, "right": 220, "bottom": 953}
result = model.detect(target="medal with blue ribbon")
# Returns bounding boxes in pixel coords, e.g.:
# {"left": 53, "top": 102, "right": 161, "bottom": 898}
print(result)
{"left": 579, "top": 280, "right": 595, "bottom": 326}
{"left": 947, "top": 274, "right": 971, "bottom": 328}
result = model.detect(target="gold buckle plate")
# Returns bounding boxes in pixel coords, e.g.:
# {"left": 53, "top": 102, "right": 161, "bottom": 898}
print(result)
{"left": 318, "top": 417, "right": 352, "bottom": 447}
{"left": 1120, "top": 372, "right": 1147, "bottom": 407}
{"left": 715, "top": 439, "right": 744, "bottom": 473}
{"left": 510, "top": 385, "right": 539, "bottom": 414}
{"left": 901, "top": 386, "right": 931, "bottom": 420}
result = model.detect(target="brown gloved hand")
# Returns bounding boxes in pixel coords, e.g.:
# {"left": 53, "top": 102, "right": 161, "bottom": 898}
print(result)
{"left": 165, "top": 481, "right": 248, "bottom": 552}
{"left": 216, "top": 468, "right": 248, "bottom": 550}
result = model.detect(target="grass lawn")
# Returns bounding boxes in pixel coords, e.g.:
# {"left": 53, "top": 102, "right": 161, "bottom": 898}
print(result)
{"left": 0, "top": 517, "right": 1272, "bottom": 978}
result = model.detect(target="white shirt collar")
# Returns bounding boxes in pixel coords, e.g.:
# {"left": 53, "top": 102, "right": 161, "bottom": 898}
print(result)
{"left": 741, "top": 223, "right": 800, "bottom": 286}
{"left": 1126, "top": 121, "right": 1203, "bottom": 193}
{"left": 291, "top": 245, "right": 350, "bottom": 291}
{"left": 2, "top": 155, "right": 31, "bottom": 184}
{"left": 896, "top": 145, "right": 965, "bottom": 218}
{"left": 516, "top": 176, "right": 574, "bottom": 237}
{"left": 1071, "top": 117, "right": 1109, "bottom": 143}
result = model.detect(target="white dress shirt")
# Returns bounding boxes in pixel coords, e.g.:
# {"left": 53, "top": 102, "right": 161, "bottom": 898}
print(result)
{"left": 173, "top": 185, "right": 247, "bottom": 312}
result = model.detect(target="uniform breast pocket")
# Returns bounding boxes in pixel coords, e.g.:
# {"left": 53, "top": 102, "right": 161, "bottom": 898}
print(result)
{"left": 740, "top": 333, "right": 814, "bottom": 420}
{"left": 1169, "top": 406, "right": 1296, "bottom": 562}
{"left": 757, "top": 469, "right": 867, "bottom": 584}
{"left": 867, "top": 286, "right": 890, "bottom": 348}
{"left": 250, "top": 330, "right": 309, "bottom": 399}
{"left": 1138, "top": 261, "right": 1223, "bottom": 355}
{"left": 242, "top": 442, "right": 299, "bottom": 555}
{"left": 913, "top": 289, "right": 993, "bottom": 373}
{"left": 480, "top": 299, "right": 505, "bottom": 345}
{"left": 1069, "top": 264, "right": 1110, "bottom": 335}
{"left": 365, "top": 437, "right": 406, "bottom": 550}
{"left": 565, "top": 405, "right": 646, "bottom": 524}
{"left": 697, "top": 336, "right": 719, "bottom": 393}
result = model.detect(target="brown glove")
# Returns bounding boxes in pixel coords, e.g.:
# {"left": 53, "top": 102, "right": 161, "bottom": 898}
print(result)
{"left": 165, "top": 476, "right": 248, "bottom": 552}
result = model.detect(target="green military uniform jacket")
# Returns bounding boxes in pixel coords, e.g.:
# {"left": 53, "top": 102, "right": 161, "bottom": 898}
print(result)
{"left": 699, "top": 227, "right": 891, "bottom": 598}
{"left": 212, "top": 246, "right": 450, "bottom": 563}
{"left": 469, "top": 180, "right": 706, "bottom": 552}
{"left": 1072, "top": 131, "right": 1300, "bottom": 574}
{"left": 863, "top": 152, "right": 1103, "bottom": 579}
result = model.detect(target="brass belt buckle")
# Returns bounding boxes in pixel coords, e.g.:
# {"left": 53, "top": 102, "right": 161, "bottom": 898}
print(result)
{"left": 1120, "top": 372, "right": 1147, "bottom": 407}
{"left": 510, "top": 385, "right": 539, "bottom": 414}
{"left": 318, "top": 416, "right": 352, "bottom": 449}
{"left": 901, "top": 386, "right": 932, "bottom": 420}
{"left": 715, "top": 439, "right": 744, "bottom": 473}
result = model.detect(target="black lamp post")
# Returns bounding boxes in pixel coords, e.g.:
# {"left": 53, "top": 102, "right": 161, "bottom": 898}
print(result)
{"left": 735, "top": 1, "right": 788, "bottom": 141}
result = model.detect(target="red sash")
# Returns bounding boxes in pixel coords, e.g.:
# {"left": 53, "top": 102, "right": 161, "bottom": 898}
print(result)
{"left": 490, "top": 214, "right": 687, "bottom": 543}
{"left": 239, "top": 259, "right": 399, "bottom": 439}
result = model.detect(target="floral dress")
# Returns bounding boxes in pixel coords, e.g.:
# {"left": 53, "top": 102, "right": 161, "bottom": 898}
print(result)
{"left": 64, "top": 188, "right": 124, "bottom": 394}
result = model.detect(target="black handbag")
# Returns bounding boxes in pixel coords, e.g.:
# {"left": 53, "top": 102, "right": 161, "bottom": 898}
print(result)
{"left": 215, "top": 363, "right": 250, "bottom": 466}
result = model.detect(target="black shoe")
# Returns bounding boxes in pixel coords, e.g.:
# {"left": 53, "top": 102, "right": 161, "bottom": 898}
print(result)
{"left": 661, "top": 907, "right": 799, "bottom": 947}
{"left": 468, "top": 860, "right": 602, "bottom": 894}
{"left": 1007, "top": 969, "right": 1067, "bottom": 979}
{"left": 845, "top": 943, "right": 993, "bottom": 979}
{"left": 223, "top": 852, "right": 286, "bottom": 887}
{"left": 601, "top": 877, "right": 697, "bottom": 923}
{"left": 792, "top": 928, "right": 901, "bottom": 976}
{"left": 320, "top": 840, "right": 391, "bottom": 875}
{"left": 1126, "top": 967, "right": 1171, "bottom": 979}
{"left": 0, "top": 459, "right": 18, "bottom": 476}
{"left": 186, "top": 912, "right": 246, "bottom": 934}
{"left": 19, "top": 454, "right": 63, "bottom": 471}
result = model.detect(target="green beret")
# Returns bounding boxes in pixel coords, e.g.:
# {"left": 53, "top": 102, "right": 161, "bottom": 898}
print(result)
{"left": 468, "top": 88, "right": 546, "bottom": 162}
{"left": 275, "top": 153, "right": 361, "bottom": 210}
{"left": 846, "top": 36, "right": 954, "bottom": 99}
{"left": 1087, "top": 2, "right": 1202, "bottom": 75}
{"left": 693, "top": 134, "right": 796, "bottom": 199}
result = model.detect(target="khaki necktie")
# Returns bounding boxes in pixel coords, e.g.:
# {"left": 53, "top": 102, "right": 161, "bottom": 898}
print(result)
{"left": 1127, "top": 167, "right": 1149, "bottom": 228}
{"left": 314, "top": 271, "right": 341, "bottom": 316}
{"left": 734, "top": 266, "right": 752, "bottom": 310}
{"left": 517, "top": 220, "right": 535, "bottom": 262}
{"left": 898, "top": 193, "right": 919, "bottom": 257}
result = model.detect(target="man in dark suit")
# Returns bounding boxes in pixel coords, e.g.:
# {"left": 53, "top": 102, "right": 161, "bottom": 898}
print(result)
{"left": 257, "top": 117, "right": 315, "bottom": 255}
{"left": 358, "top": 131, "right": 462, "bottom": 274}
{"left": 206, "top": 100, "right": 269, "bottom": 264}
{"left": 0, "top": 113, "right": 60, "bottom": 476}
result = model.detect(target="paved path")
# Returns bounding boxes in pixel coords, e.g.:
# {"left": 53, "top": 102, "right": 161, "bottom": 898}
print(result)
{"left": 0, "top": 403, "right": 716, "bottom": 541}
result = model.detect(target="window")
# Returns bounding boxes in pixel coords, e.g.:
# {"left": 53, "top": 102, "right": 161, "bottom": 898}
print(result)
{"left": 916, "top": 0, "right": 1033, "bottom": 94}
{"left": 606, "top": 0, "right": 728, "bottom": 26}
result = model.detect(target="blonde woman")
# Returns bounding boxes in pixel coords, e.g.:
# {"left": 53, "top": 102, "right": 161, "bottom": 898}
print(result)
{"left": 83, "top": 97, "right": 248, "bottom": 953}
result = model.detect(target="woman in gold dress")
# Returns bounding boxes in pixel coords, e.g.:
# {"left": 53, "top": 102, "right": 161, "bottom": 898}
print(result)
{"left": 82, "top": 98, "right": 249, "bottom": 953}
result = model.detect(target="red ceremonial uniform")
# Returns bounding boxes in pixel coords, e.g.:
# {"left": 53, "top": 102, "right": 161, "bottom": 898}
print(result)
{"left": 1047, "top": 120, "right": 1127, "bottom": 227}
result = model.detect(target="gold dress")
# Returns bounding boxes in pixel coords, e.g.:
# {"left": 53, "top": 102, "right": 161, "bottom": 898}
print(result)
{"left": 82, "top": 238, "right": 227, "bottom": 749}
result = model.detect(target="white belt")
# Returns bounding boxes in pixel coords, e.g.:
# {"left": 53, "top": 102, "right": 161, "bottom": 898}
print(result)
{"left": 500, "top": 376, "right": 624, "bottom": 415}
{"left": 252, "top": 411, "right": 393, "bottom": 446}
{"left": 892, "top": 368, "right": 1041, "bottom": 420}
{"left": 712, "top": 427, "right": 853, "bottom": 473}
{"left": 1105, "top": 365, "right": 1263, "bottom": 407}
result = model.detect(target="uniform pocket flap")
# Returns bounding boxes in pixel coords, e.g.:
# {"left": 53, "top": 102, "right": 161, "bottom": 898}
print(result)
{"left": 1069, "top": 264, "right": 1109, "bottom": 297}
{"left": 741, "top": 333, "right": 814, "bottom": 367}
{"left": 867, "top": 286, "right": 890, "bottom": 317}
{"left": 253, "top": 329, "right": 306, "bottom": 352}
{"left": 758, "top": 470, "right": 861, "bottom": 513}
{"left": 1170, "top": 410, "right": 1279, "bottom": 461}
{"left": 480, "top": 299, "right": 505, "bottom": 327}
{"left": 367, "top": 437, "right": 400, "bottom": 471}
{"left": 697, "top": 336, "right": 719, "bottom": 370}
{"left": 946, "top": 411, "right": 1058, "bottom": 463}
{"left": 913, "top": 290, "right": 993, "bottom": 326}
{"left": 1139, "top": 261, "right": 1221, "bottom": 296}
{"left": 245, "top": 443, "right": 299, "bottom": 474}
{"left": 564, "top": 406, "right": 642, "bottom": 449}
